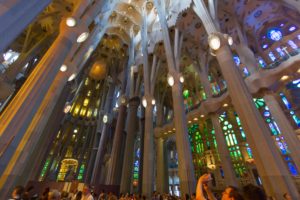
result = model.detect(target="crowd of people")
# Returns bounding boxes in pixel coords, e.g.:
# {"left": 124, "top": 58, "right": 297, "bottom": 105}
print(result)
{"left": 8, "top": 174, "right": 293, "bottom": 200}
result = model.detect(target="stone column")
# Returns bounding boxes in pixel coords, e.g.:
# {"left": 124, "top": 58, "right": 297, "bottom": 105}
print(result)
{"left": 263, "top": 92, "right": 300, "bottom": 170}
{"left": 153, "top": 0, "right": 196, "bottom": 195}
{"left": 211, "top": 114, "right": 239, "bottom": 187}
{"left": 120, "top": 97, "right": 140, "bottom": 193}
{"left": 142, "top": 103, "right": 154, "bottom": 198}
{"left": 0, "top": 20, "right": 87, "bottom": 196}
{"left": 156, "top": 138, "right": 169, "bottom": 193}
{"left": 91, "top": 83, "right": 115, "bottom": 185}
{"left": 193, "top": 1, "right": 300, "bottom": 199}
{"left": 0, "top": 0, "right": 51, "bottom": 52}
{"left": 106, "top": 101, "right": 127, "bottom": 185}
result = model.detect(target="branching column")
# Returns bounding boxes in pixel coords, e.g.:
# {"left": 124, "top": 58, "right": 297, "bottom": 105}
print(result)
{"left": 193, "top": 0, "right": 300, "bottom": 199}
{"left": 154, "top": 0, "right": 196, "bottom": 195}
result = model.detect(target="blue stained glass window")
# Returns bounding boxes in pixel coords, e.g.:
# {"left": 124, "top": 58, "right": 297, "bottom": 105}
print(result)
{"left": 276, "top": 47, "right": 285, "bottom": 57}
{"left": 298, "top": 35, "right": 300, "bottom": 40}
{"left": 233, "top": 55, "right": 241, "bottom": 66}
{"left": 288, "top": 40, "right": 298, "bottom": 50}
{"left": 268, "top": 29, "right": 283, "bottom": 41}
{"left": 268, "top": 52, "right": 276, "bottom": 62}
{"left": 287, "top": 162, "right": 298, "bottom": 176}
{"left": 280, "top": 93, "right": 291, "bottom": 109}
{"left": 258, "top": 58, "right": 267, "bottom": 68}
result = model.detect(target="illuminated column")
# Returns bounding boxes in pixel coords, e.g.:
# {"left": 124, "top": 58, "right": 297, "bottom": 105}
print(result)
{"left": 120, "top": 97, "right": 140, "bottom": 193}
{"left": 0, "top": 19, "right": 88, "bottom": 197}
{"left": 193, "top": 0, "right": 300, "bottom": 199}
{"left": 211, "top": 114, "right": 239, "bottom": 187}
{"left": 154, "top": 0, "right": 196, "bottom": 195}
{"left": 0, "top": 0, "right": 51, "bottom": 52}
{"left": 263, "top": 92, "right": 300, "bottom": 170}
{"left": 91, "top": 82, "right": 115, "bottom": 185}
{"left": 156, "top": 138, "right": 169, "bottom": 193}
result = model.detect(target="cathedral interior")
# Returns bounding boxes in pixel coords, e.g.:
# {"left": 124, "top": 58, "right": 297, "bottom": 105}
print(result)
{"left": 0, "top": 0, "right": 300, "bottom": 199}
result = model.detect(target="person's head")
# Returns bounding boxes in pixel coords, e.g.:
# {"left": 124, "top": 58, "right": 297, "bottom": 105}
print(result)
{"left": 283, "top": 193, "right": 292, "bottom": 200}
{"left": 48, "top": 190, "right": 61, "bottom": 200}
{"left": 12, "top": 185, "right": 24, "bottom": 198}
{"left": 82, "top": 185, "right": 92, "bottom": 196}
{"left": 222, "top": 186, "right": 244, "bottom": 200}
{"left": 242, "top": 184, "right": 266, "bottom": 200}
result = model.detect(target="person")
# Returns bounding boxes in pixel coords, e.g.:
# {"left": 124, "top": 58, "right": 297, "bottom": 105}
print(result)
{"left": 9, "top": 185, "right": 24, "bottom": 200}
{"left": 242, "top": 184, "right": 266, "bottom": 200}
{"left": 48, "top": 190, "right": 61, "bottom": 200}
{"left": 283, "top": 193, "right": 292, "bottom": 200}
{"left": 81, "top": 185, "right": 94, "bottom": 200}
{"left": 196, "top": 173, "right": 244, "bottom": 200}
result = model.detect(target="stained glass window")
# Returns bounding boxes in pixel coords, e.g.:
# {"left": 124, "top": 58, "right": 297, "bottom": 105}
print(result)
{"left": 268, "top": 52, "right": 276, "bottom": 62}
{"left": 254, "top": 98, "right": 298, "bottom": 175}
{"left": 288, "top": 40, "right": 298, "bottom": 50}
{"left": 279, "top": 93, "right": 300, "bottom": 127}
{"left": 268, "top": 28, "right": 282, "bottom": 41}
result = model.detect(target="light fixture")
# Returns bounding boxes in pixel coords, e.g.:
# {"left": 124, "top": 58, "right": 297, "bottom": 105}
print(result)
{"left": 223, "top": 103, "right": 228, "bottom": 107}
{"left": 193, "top": 117, "right": 198, "bottom": 121}
{"left": 167, "top": 74, "right": 174, "bottom": 86}
{"left": 151, "top": 98, "right": 156, "bottom": 105}
{"left": 179, "top": 75, "right": 184, "bottom": 83}
{"left": 297, "top": 68, "right": 300, "bottom": 73}
{"left": 142, "top": 96, "right": 147, "bottom": 108}
{"left": 280, "top": 75, "right": 289, "bottom": 81}
{"left": 68, "top": 73, "right": 76, "bottom": 81}
{"left": 200, "top": 114, "right": 205, "bottom": 118}
{"left": 164, "top": 132, "right": 168, "bottom": 135}
{"left": 103, "top": 114, "right": 108, "bottom": 123}
{"left": 60, "top": 64, "right": 67, "bottom": 72}
{"left": 77, "top": 32, "right": 89, "bottom": 43}
{"left": 188, "top": 121, "right": 192, "bottom": 124}
{"left": 227, "top": 36, "right": 233, "bottom": 46}
{"left": 120, "top": 96, "right": 127, "bottom": 105}
{"left": 73, "top": 129, "right": 78, "bottom": 133}
{"left": 64, "top": 104, "right": 71, "bottom": 113}
{"left": 66, "top": 17, "right": 76, "bottom": 27}
{"left": 208, "top": 34, "right": 221, "bottom": 50}
{"left": 173, "top": 128, "right": 175, "bottom": 131}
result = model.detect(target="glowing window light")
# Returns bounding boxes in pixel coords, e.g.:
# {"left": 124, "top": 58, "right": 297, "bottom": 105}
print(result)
{"left": 297, "top": 35, "right": 300, "bottom": 40}
{"left": 280, "top": 93, "right": 300, "bottom": 127}
{"left": 258, "top": 58, "right": 267, "bottom": 68}
{"left": 83, "top": 98, "right": 89, "bottom": 106}
{"left": 289, "top": 26, "right": 296, "bottom": 32}
{"left": 288, "top": 40, "right": 298, "bottom": 50}
{"left": 268, "top": 51, "right": 276, "bottom": 62}
{"left": 262, "top": 44, "right": 268, "bottom": 49}
{"left": 276, "top": 47, "right": 285, "bottom": 57}
{"left": 268, "top": 28, "right": 282, "bottom": 41}
{"left": 233, "top": 55, "right": 241, "bottom": 66}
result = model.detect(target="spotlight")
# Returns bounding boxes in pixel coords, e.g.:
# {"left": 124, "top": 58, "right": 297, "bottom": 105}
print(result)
{"left": 103, "top": 114, "right": 108, "bottom": 123}
{"left": 68, "top": 73, "right": 76, "bottom": 81}
{"left": 77, "top": 32, "right": 89, "bottom": 43}
{"left": 66, "top": 17, "right": 76, "bottom": 27}
{"left": 227, "top": 36, "right": 233, "bottom": 46}
{"left": 167, "top": 74, "right": 174, "bottom": 86}
{"left": 179, "top": 75, "right": 184, "bottom": 83}
{"left": 60, "top": 64, "right": 67, "bottom": 72}
{"left": 151, "top": 98, "right": 156, "bottom": 105}
{"left": 142, "top": 96, "right": 147, "bottom": 108}
{"left": 208, "top": 34, "right": 221, "bottom": 50}
{"left": 280, "top": 75, "right": 289, "bottom": 81}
